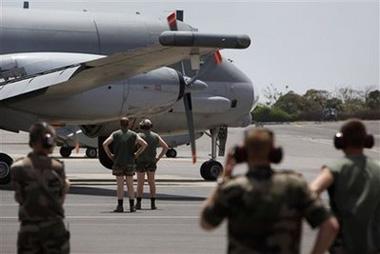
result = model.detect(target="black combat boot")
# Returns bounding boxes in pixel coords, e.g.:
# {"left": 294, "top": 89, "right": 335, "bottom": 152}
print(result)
{"left": 136, "top": 197, "right": 142, "bottom": 210}
{"left": 129, "top": 199, "right": 136, "bottom": 212}
{"left": 114, "top": 199, "right": 124, "bottom": 213}
{"left": 151, "top": 198, "right": 157, "bottom": 210}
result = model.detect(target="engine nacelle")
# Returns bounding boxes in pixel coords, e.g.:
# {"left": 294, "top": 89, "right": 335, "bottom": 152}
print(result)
{"left": 80, "top": 124, "right": 114, "bottom": 138}
{"left": 125, "top": 67, "right": 184, "bottom": 117}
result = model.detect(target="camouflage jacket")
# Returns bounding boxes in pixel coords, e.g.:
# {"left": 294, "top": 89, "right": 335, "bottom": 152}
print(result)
{"left": 11, "top": 152, "right": 67, "bottom": 222}
{"left": 202, "top": 166, "right": 331, "bottom": 254}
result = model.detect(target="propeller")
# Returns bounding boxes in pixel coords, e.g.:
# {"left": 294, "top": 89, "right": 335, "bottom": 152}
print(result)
{"left": 68, "top": 128, "right": 81, "bottom": 154}
{"left": 180, "top": 61, "right": 199, "bottom": 164}
{"left": 183, "top": 92, "right": 196, "bottom": 163}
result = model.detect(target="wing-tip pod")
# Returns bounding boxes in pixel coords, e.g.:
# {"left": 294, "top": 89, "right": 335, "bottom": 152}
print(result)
{"left": 159, "top": 31, "right": 251, "bottom": 49}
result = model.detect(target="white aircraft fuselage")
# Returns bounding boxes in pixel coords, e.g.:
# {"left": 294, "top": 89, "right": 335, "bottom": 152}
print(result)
{"left": 0, "top": 7, "right": 255, "bottom": 181}
{"left": 0, "top": 8, "right": 255, "bottom": 135}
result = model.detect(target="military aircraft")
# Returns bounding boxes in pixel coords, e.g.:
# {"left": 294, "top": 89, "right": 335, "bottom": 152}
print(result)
{"left": 0, "top": 5, "right": 256, "bottom": 184}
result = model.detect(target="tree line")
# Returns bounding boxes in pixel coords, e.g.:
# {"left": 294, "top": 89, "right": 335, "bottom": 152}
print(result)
{"left": 252, "top": 86, "right": 380, "bottom": 122}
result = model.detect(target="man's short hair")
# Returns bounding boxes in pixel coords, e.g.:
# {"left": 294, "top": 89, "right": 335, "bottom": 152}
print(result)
{"left": 244, "top": 128, "right": 274, "bottom": 160}
{"left": 29, "top": 122, "right": 55, "bottom": 147}
{"left": 120, "top": 117, "right": 129, "bottom": 128}
{"left": 341, "top": 119, "right": 367, "bottom": 148}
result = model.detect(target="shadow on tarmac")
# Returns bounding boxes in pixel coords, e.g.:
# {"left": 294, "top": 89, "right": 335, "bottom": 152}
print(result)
{"left": 68, "top": 186, "right": 205, "bottom": 201}
{"left": 0, "top": 185, "right": 205, "bottom": 201}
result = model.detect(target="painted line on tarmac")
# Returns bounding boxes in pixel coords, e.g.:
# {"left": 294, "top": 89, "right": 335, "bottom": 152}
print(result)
{"left": 1, "top": 215, "right": 198, "bottom": 220}
{"left": 0, "top": 203, "right": 202, "bottom": 207}
{"left": 61, "top": 157, "right": 205, "bottom": 162}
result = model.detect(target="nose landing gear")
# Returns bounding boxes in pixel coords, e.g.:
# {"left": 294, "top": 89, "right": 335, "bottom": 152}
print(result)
{"left": 59, "top": 146, "right": 73, "bottom": 158}
{"left": 200, "top": 159, "right": 223, "bottom": 181}
{"left": 166, "top": 148, "right": 177, "bottom": 158}
{"left": 200, "top": 127, "right": 225, "bottom": 181}
{"left": 0, "top": 153, "right": 13, "bottom": 185}
{"left": 85, "top": 147, "right": 98, "bottom": 158}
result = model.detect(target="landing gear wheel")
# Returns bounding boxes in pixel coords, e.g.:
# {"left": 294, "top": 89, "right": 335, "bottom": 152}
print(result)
{"left": 200, "top": 160, "right": 223, "bottom": 181}
{"left": 98, "top": 136, "right": 113, "bottom": 170}
{"left": 166, "top": 148, "right": 177, "bottom": 158}
{"left": 85, "top": 148, "right": 98, "bottom": 158}
{"left": 60, "top": 146, "right": 73, "bottom": 158}
{"left": 0, "top": 153, "right": 13, "bottom": 185}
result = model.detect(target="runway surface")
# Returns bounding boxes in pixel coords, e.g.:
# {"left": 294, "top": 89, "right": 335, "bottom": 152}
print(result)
{"left": 1, "top": 121, "right": 379, "bottom": 254}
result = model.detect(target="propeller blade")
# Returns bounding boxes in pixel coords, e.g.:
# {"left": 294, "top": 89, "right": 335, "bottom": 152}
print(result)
{"left": 75, "top": 139, "right": 80, "bottom": 154}
{"left": 74, "top": 131, "right": 80, "bottom": 154}
{"left": 183, "top": 92, "right": 196, "bottom": 164}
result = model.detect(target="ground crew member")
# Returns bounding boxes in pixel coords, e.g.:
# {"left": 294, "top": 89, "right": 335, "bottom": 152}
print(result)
{"left": 200, "top": 128, "right": 339, "bottom": 254}
{"left": 11, "top": 122, "right": 70, "bottom": 254}
{"left": 310, "top": 119, "right": 380, "bottom": 254}
{"left": 135, "top": 119, "right": 169, "bottom": 210}
{"left": 103, "top": 117, "right": 147, "bottom": 213}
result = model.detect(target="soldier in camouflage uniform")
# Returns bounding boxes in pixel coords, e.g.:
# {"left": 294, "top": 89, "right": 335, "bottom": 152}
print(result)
{"left": 311, "top": 119, "right": 380, "bottom": 254}
{"left": 11, "top": 122, "right": 70, "bottom": 254}
{"left": 200, "top": 128, "right": 339, "bottom": 254}
{"left": 103, "top": 117, "right": 147, "bottom": 212}
{"left": 135, "top": 119, "right": 169, "bottom": 210}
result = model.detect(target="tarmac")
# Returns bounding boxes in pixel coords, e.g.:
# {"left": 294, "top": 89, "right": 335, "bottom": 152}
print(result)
{"left": 1, "top": 121, "right": 379, "bottom": 254}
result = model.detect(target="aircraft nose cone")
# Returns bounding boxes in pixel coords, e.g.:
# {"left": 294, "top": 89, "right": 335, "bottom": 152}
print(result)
{"left": 247, "top": 79, "right": 257, "bottom": 111}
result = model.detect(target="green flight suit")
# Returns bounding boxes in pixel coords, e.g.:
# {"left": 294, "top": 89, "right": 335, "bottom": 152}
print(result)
{"left": 327, "top": 154, "right": 380, "bottom": 254}
{"left": 112, "top": 129, "right": 137, "bottom": 176}
{"left": 136, "top": 131, "right": 159, "bottom": 172}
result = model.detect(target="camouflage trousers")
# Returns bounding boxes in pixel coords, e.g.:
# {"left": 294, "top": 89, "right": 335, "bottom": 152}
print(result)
{"left": 18, "top": 219, "right": 70, "bottom": 254}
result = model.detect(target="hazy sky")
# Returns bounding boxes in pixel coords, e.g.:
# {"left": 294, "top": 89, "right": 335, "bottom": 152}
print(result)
{"left": 1, "top": 0, "right": 379, "bottom": 97}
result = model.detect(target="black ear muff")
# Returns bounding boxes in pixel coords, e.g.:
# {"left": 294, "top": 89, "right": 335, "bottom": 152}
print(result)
{"left": 334, "top": 132, "right": 345, "bottom": 150}
{"left": 232, "top": 145, "right": 247, "bottom": 164}
{"left": 269, "top": 147, "right": 283, "bottom": 164}
{"left": 364, "top": 135, "right": 375, "bottom": 149}
{"left": 42, "top": 133, "right": 55, "bottom": 149}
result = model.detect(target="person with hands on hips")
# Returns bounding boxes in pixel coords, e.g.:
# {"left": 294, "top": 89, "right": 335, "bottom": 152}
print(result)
{"left": 103, "top": 117, "right": 147, "bottom": 213}
{"left": 135, "top": 119, "right": 169, "bottom": 210}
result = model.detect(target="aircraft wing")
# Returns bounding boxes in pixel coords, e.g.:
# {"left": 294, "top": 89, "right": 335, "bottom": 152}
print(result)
{"left": 0, "top": 31, "right": 251, "bottom": 101}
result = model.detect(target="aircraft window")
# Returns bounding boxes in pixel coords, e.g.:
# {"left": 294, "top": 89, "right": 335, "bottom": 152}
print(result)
{"left": 231, "top": 99, "right": 238, "bottom": 108}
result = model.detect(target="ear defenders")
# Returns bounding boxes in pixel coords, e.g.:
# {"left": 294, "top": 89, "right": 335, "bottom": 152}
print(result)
{"left": 269, "top": 147, "right": 283, "bottom": 164}
{"left": 232, "top": 145, "right": 283, "bottom": 164}
{"left": 42, "top": 132, "right": 56, "bottom": 149}
{"left": 334, "top": 132, "right": 374, "bottom": 150}
{"left": 29, "top": 122, "right": 56, "bottom": 149}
